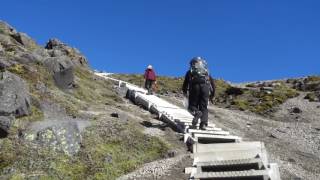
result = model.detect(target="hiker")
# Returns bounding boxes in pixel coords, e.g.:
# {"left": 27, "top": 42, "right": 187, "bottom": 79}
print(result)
{"left": 182, "top": 57, "right": 215, "bottom": 130}
{"left": 144, "top": 65, "right": 157, "bottom": 95}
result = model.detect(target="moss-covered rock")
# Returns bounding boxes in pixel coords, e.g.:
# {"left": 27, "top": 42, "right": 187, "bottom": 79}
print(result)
{"left": 305, "top": 92, "right": 320, "bottom": 102}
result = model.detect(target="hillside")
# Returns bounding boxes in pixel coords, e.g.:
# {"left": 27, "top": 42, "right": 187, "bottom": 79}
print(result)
{"left": 1, "top": 21, "right": 320, "bottom": 180}
{"left": 0, "top": 21, "right": 172, "bottom": 179}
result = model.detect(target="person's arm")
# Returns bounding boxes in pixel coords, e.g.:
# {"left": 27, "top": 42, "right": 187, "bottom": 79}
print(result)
{"left": 182, "top": 71, "right": 190, "bottom": 95}
{"left": 144, "top": 70, "right": 147, "bottom": 79}
{"left": 209, "top": 76, "right": 215, "bottom": 103}
{"left": 153, "top": 70, "right": 156, "bottom": 81}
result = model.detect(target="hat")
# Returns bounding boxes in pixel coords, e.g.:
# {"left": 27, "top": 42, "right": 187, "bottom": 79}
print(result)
{"left": 147, "top": 65, "right": 153, "bottom": 69}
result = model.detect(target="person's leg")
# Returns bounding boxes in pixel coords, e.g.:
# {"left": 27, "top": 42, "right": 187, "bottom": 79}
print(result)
{"left": 145, "top": 79, "right": 149, "bottom": 89}
{"left": 188, "top": 84, "right": 202, "bottom": 127}
{"left": 199, "top": 84, "right": 210, "bottom": 129}
{"left": 146, "top": 80, "right": 152, "bottom": 94}
{"left": 149, "top": 80, "right": 154, "bottom": 94}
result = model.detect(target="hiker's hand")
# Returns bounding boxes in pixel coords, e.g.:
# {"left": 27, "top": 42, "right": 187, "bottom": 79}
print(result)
{"left": 209, "top": 96, "right": 215, "bottom": 104}
{"left": 154, "top": 81, "right": 157, "bottom": 84}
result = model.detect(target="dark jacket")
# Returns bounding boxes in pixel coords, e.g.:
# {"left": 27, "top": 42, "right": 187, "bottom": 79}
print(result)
{"left": 182, "top": 70, "right": 215, "bottom": 97}
{"left": 144, "top": 69, "right": 156, "bottom": 81}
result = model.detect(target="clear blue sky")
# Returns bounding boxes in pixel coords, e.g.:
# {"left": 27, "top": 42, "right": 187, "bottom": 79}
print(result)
{"left": 1, "top": 0, "right": 319, "bottom": 82}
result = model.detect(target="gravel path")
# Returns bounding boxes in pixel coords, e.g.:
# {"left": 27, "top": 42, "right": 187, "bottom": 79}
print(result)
{"left": 117, "top": 154, "right": 188, "bottom": 180}
{"left": 209, "top": 101, "right": 320, "bottom": 180}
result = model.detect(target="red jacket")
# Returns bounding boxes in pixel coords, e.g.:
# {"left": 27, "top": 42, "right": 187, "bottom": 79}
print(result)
{"left": 144, "top": 69, "right": 156, "bottom": 81}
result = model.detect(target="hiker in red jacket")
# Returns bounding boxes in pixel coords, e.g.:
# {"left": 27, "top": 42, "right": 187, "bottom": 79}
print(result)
{"left": 144, "top": 65, "right": 157, "bottom": 95}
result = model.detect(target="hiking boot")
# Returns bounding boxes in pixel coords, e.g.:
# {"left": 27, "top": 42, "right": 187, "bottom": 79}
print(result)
{"left": 192, "top": 111, "right": 202, "bottom": 127}
{"left": 199, "top": 125, "right": 207, "bottom": 130}
{"left": 199, "top": 123, "right": 208, "bottom": 130}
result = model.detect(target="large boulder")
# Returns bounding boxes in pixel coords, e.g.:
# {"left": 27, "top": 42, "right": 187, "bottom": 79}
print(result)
{"left": 24, "top": 121, "right": 82, "bottom": 156}
{"left": 0, "top": 71, "right": 31, "bottom": 117}
{"left": 44, "top": 56, "right": 75, "bottom": 89}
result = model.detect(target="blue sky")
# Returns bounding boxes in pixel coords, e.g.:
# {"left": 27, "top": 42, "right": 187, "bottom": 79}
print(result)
{"left": 1, "top": 0, "right": 319, "bottom": 82}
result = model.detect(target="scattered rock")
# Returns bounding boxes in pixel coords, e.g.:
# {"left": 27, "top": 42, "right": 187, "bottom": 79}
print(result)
{"left": 104, "top": 154, "right": 113, "bottom": 164}
{"left": 270, "top": 134, "right": 277, "bottom": 139}
{"left": 35, "top": 82, "right": 48, "bottom": 94}
{"left": 111, "top": 112, "right": 119, "bottom": 118}
{"left": 167, "top": 150, "right": 176, "bottom": 158}
{"left": 291, "top": 107, "right": 302, "bottom": 114}
{"left": 0, "top": 116, "right": 14, "bottom": 138}
{"left": 246, "top": 122, "right": 253, "bottom": 126}
{"left": 288, "top": 158, "right": 296, "bottom": 163}
{"left": 276, "top": 128, "right": 287, "bottom": 133}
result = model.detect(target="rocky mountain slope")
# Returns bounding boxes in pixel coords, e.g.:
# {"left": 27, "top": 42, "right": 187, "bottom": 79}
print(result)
{"left": 0, "top": 21, "right": 319, "bottom": 179}
{"left": 0, "top": 21, "right": 171, "bottom": 179}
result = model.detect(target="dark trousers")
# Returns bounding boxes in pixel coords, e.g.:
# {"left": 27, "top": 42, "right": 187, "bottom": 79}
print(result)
{"left": 188, "top": 83, "right": 210, "bottom": 126}
{"left": 145, "top": 79, "right": 154, "bottom": 93}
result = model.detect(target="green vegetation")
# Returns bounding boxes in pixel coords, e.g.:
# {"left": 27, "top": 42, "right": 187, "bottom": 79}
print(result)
{"left": 17, "top": 106, "right": 44, "bottom": 122}
{"left": 229, "top": 83, "right": 299, "bottom": 114}
{"left": 1, "top": 25, "right": 171, "bottom": 180}
{"left": 0, "top": 119, "right": 169, "bottom": 180}
{"left": 305, "top": 75, "right": 320, "bottom": 82}
{"left": 214, "top": 79, "right": 231, "bottom": 97}
{"left": 74, "top": 68, "right": 122, "bottom": 104}
{"left": 111, "top": 74, "right": 144, "bottom": 87}
{"left": 304, "top": 92, "right": 318, "bottom": 102}
{"left": 82, "top": 122, "right": 169, "bottom": 179}
{"left": 7, "top": 64, "right": 25, "bottom": 75}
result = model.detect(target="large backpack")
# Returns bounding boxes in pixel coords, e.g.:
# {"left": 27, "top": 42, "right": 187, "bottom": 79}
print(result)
{"left": 190, "top": 59, "right": 209, "bottom": 80}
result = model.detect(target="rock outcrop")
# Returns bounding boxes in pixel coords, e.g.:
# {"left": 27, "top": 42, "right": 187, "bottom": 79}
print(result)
{"left": 0, "top": 71, "right": 31, "bottom": 136}
{"left": 0, "top": 71, "right": 31, "bottom": 117}
{"left": 44, "top": 56, "right": 75, "bottom": 89}
{"left": 45, "top": 38, "right": 88, "bottom": 67}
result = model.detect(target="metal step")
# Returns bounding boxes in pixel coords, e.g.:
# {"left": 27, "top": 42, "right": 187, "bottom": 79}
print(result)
{"left": 196, "top": 158, "right": 265, "bottom": 173}
{"left": 193, "top": 170, "right": 269, "bottom": 180}
{"left": 194, "top": 134, "right": 242, "bottom": 144}
{"left": 188, "top": 129, "right": 230, "bottom": 135}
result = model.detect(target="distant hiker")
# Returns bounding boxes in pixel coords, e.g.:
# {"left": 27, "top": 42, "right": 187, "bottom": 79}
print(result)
{"left": 182, "top": 57, "right": 215, "bottom": 130}
{"left": 144, "top": 65, "right": 157, "bottom": 95}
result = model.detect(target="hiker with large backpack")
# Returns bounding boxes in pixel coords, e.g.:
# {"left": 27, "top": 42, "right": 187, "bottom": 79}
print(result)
{"left": 182, "top": 57, "right": 215, "bottom": 130}
{"left": 144, "top": 65, "right": 157, "bottom": 95}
